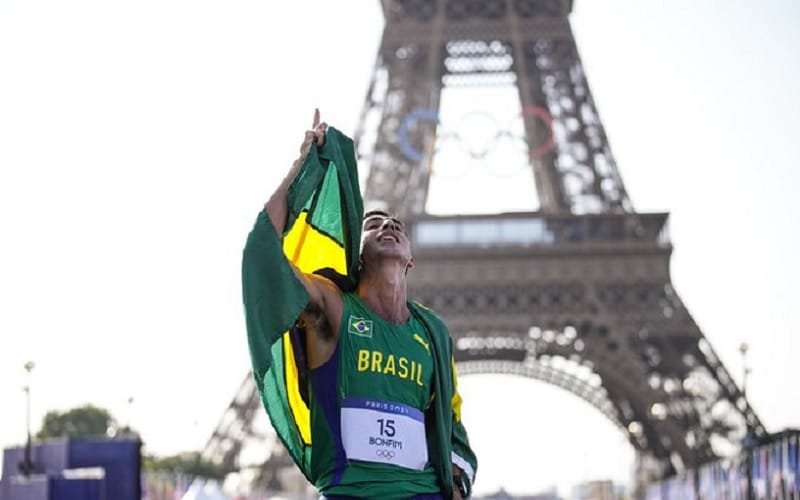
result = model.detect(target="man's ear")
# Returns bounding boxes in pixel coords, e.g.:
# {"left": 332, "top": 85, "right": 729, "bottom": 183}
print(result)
{"left": 405, "top": 257, "right": 415, "bottom": 275}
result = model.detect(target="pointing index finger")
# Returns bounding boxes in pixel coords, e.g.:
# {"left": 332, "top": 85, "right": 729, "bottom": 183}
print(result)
{"left": 312, "top": 108, "right": 320, "bottom": 129}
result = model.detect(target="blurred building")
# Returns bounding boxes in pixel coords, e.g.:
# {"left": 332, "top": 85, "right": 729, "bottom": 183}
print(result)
{"left": 571, "top": 480, "right": 627, "bottom": 500}
{"left": 477, "top": 486, "right": 562, "bottom": 500}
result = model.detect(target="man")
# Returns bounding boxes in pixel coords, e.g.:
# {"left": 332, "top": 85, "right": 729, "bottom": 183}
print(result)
{"left": 243, "top": 110, "right": 477, "bottom": 499}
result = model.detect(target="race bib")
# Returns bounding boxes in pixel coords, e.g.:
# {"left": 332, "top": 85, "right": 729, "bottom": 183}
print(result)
{"left": 341, "top": 397, "right": 428, "bottom": 470}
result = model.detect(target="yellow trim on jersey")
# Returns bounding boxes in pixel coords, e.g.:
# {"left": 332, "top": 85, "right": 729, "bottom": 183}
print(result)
{"left": 451, "top": 357, "right": 463, "bottom": 422}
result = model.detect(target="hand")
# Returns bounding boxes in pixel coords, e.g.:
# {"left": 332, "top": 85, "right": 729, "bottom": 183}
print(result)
{"left": 296, "top": 109, "right": 328, "bottom": 167}
{"left": 311, "top": 108, "right": 327, "bottom": 146}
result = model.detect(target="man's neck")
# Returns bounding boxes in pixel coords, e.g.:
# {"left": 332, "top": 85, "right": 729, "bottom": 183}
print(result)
{"left": 357, "top": 261, "right": 409, "bottom": 324}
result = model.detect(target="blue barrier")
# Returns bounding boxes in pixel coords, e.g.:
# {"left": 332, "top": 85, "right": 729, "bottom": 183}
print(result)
{"left": 0, "top": 438, "right": 140, "bottom": 500}
{"left": 49, "top": 476, "right": 103, "bottom": 500}
{"left": 647, "top": 430, "right": 799, "bottom": 500}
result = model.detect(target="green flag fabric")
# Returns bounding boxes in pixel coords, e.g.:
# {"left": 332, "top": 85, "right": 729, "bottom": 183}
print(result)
{"left": 242, "top": 126, "right": 361, "bottom": 477}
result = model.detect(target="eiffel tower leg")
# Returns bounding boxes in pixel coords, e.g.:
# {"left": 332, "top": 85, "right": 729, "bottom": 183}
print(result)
{"left": 592, "top": 278, "right": 767, "bottom": 469}
{"left": 202, "top": 373, "right": 262, "bottom": 472}
{"left": 203, "top": 373, "right": 308, "bottom": 492}
{"left": 508, "top": 12, "right": 567, "bottom": 213}
{"left": 512, "top": 23, "right": 631, "bottom": 214}
{"left": 358, "top": 27, "right": 445, "bottom": 218}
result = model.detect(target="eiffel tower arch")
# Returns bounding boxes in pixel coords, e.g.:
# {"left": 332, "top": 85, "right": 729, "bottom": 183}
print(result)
{"left": 205, "top": 0, "right": 767, "bottom": 489}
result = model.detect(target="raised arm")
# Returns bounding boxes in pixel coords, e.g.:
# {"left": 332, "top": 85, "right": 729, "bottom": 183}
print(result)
{"left": 262, "top": 109, "right": 343, "bottom": 367}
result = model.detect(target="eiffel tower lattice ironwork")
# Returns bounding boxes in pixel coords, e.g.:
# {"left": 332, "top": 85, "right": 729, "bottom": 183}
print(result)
{"left": 204, "top": 0, "right": 767, "bottom": 487}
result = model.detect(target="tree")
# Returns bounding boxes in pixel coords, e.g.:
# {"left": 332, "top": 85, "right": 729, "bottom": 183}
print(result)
{"left": 36, "top": 404, "right": 126, "bottom": 440}
{"left": 143, "top": 452, "right": 226, "bottom": 480}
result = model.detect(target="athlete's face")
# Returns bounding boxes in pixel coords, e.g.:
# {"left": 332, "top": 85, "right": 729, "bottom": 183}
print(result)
{"left": 360, "top": 212, "right": 413, "bottom": 270}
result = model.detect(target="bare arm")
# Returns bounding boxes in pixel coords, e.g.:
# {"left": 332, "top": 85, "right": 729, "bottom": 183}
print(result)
{"left": 264, "top": 109, "right": 343, "bottom": 367}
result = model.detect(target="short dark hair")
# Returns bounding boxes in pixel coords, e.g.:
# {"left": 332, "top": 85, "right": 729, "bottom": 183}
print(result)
{"left": 363, "top": 209, "right": 391, "bottom": 221}
{"left": 362, "top": 210, "right": 407, "bottom": 235}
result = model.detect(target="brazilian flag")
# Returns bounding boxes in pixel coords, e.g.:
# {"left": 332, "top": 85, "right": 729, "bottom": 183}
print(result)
{"left": 242, "top": 126, "right": 363, "bottom": 479}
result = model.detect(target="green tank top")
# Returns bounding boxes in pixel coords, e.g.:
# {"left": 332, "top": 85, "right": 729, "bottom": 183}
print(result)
{"left": 308, "top": 293, "right": 441, "bottom": 498}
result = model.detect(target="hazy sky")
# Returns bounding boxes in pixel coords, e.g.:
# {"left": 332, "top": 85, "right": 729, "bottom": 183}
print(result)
{"left": 1, "top": 0, "right": 799, "bottom": 495}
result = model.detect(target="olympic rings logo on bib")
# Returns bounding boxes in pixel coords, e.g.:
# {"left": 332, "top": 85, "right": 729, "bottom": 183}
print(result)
{"left": 376, "top": 450, "right": 395, "bottom": 459}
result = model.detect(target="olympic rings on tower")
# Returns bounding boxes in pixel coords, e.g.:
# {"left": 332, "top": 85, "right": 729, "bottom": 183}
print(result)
{"left": 397, "top": 106, "right": 555, "bottom": 164}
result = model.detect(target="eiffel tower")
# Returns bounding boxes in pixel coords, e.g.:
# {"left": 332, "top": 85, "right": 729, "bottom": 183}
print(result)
{"left": 204, "top": 0, "right": 767, "bottom": 489}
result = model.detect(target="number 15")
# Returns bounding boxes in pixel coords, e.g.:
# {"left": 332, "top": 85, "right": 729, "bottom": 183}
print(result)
{"left": 377, "top": 418, "right": 396, "bottom": 437}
